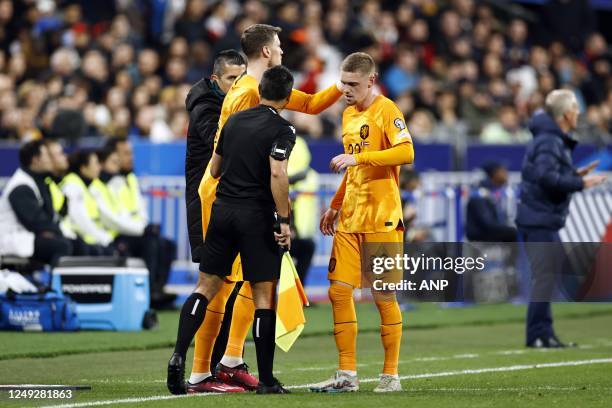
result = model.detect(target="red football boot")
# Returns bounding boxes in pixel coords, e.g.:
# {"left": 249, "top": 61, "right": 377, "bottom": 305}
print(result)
{"left": 215, "top": 363, "right": 259, "bottom": 390}
{"left": 186, "top": 377, "right": 246, "bottom": 393}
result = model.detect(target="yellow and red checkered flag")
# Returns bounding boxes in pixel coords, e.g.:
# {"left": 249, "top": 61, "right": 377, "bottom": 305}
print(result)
{"left": 275, "top": 251, "right": 309, "bottom": 352}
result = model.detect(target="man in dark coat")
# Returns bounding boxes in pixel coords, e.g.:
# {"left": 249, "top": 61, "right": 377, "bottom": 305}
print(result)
{"left": 516, "top": 89, "right": 606, "bottom": 348}
{"left": 466, "top": 161, "right": 517, "bottom": 242}
{"left": 185, "top": 50, "right": 246, "bottom": 262}
{"left": 184, "top": 50, "right": 246, "bottom": 381}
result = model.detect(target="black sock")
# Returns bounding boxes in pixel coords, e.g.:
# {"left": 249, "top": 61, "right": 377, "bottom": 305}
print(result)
{"left": 174, "top": 293, "right": 208, "bottom": 359}
{"left": 253, "top": 309, "right": 276, "bottom": 386}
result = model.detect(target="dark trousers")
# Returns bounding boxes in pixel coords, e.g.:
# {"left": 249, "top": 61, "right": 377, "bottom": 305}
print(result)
{"left": 32, "top": 235, "right": 73, "bottom": 267}
{"left": 291, "top": 238, "right": 315, "bottom": 284}
{"left": 114, "top": 233, "right": 176, "bottom": 296}
{"left": 71, "top": 237, "right": 114, "bottom": 257}
{"left": 520, "top": 227, "right": 561, "bottom": 344}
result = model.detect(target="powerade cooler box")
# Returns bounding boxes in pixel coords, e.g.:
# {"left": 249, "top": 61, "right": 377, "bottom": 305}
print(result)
{"left": 51, "top": 257, "right": 149, "bottom": 331}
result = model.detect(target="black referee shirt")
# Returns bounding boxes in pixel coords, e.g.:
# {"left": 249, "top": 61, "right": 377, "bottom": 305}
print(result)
{"left": 215, "top": 104, "right": 296, "bottom": 209}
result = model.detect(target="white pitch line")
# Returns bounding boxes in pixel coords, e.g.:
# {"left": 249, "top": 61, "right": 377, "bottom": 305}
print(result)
{"left": 496, "top": 350, "right": 527, "bottom": 355}
{"left": 38, "top": 392, "right": 220, "bottom": 408}
{"left": 285, "top": 347, "right": 571, "bottom": 373}
{"left": 293, "top": 363, "right": 369, "bottom": 372}
{"left": 82, "top": 345, "right": 598, "bottom": 380}
{"left": 412, "top": 386, "right": 588, "bottom": 392}
{"left": 288, "top": 357, "right": 612, "bottom": 389}
{"left": 41, "top": 357, "right": 612, "bottom": 407}
{"left": 452, "top": 353, "right": 479, "bottom": 359}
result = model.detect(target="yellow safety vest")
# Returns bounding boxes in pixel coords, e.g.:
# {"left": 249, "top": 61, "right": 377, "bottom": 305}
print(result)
{"left": 118, "top": 173, "right": 144, "bottom": 223}
{"left": 90, "top": 178, "right": 120, "bottom": 238}
{"left": 60, "top": 173, "right": 104, "bottom": 245}
{"left": 288, "top": 137, "right": 319, "bottom": 239}
{"left": 45, "top": 177, "right": 65, "bottom": 213}
{"left": 46, "top": 176, "right": 79, "bottom": 239}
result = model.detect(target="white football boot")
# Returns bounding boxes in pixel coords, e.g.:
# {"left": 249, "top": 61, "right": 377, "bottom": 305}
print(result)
{"left": 309, "top": 370, "right": 359, "bottom": 393}
{"left": 373, "top": 374, "right": 402, "bottom": 392}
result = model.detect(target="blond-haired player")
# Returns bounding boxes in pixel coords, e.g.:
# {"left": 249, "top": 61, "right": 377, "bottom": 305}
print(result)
{"left": 310, "top": 52, "right": 414, "bottom": 393}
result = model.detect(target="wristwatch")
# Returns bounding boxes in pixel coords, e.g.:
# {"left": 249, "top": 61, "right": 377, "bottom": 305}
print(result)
{"left": 277, "top": 215, "right": 290, "bottom": 225}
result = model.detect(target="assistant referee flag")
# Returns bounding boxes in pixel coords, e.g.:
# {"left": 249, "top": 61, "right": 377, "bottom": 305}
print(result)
{"left": 276, "top": 252, "right": 309, "bottom": 352}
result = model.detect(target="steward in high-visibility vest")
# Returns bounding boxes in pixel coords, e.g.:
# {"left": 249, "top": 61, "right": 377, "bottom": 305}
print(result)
{"left": 61, "top": 150, "right": 114, "bottom": 247}
{"left": 288, "top": 136, "right": 319, "bottom": 239}
{"left": 90, "top": 148, "right": 146, "bottom": 237}
{"left": 100, "top": 140, "right": 176, "bottom": 308}
{"left": 287, "top": 136, "right": 318, "bottom": 283}
{"left": 43, "top": 139, "right": 76, "bottom": 240}
{"left": 45, "top": 176, "right": 77, "bottom": 240}
{"left": 105, "top": 169, "right": 149, "bottom": 227}
{"left": 46, "top": 177, "right": 65, "bottom": 213}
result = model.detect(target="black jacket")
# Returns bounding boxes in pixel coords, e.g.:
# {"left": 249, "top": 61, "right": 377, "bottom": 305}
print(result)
{"left": 185, "top": 78, "right": 224, "bottom": 262}
{"left": 9, "top": 169, "right": 62, "bottom": 236}
{"left": 516, "top": 111, "right": 583, "bottom": 231}
{"left": 466, "top": 180, "right": 517, "bottom": 242}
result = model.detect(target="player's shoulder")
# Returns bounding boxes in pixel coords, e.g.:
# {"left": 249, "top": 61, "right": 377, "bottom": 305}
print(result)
{"left": 374, "top": 94, "right": 402, "bottom": 115}
{"left": 228, "top": 83, "right": 259, "bottom": 102}
{"left": 226, "top": 75, "right": 258, "bottom": 98}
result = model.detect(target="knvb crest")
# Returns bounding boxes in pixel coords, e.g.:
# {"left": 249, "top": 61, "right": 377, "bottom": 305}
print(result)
{"left": 359, "top": 124, "right": 369, "bottom": 139}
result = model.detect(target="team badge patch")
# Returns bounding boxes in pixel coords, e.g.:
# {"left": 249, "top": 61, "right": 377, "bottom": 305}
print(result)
{"left": 359, "top": 124, "right": 369, "bottom": 139}
{"left": 328, "top": 257, "right": 337, "bottom": 273}
{"left": 394, "top": 118, "right": 406, "bottom": 131}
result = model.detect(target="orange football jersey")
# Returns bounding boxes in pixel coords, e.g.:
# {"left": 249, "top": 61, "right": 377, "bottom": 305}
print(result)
{"left": 336, "top": 95, "right": 412, "bottom": 233}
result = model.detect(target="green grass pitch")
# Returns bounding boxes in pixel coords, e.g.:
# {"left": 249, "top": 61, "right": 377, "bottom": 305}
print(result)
{"left": 1, "top": 302, "right": 612, "bottom": 407}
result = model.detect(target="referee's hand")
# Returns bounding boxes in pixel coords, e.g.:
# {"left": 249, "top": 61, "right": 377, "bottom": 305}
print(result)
{"left": 275, "top": 223, "right": 292, "bottom": 250}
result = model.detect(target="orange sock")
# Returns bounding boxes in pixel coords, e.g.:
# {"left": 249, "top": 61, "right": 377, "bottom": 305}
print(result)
{"left": 329, "top": 283, "right": 357, "bottom": 372}
{"left": 224, "top": 282, "right": 255, "bottom": 358}
{"left": 375, "top": 299, "right": 402, "bottom": 375}
{"left": 191, "top": 281, "right": 235, "bottom": 374}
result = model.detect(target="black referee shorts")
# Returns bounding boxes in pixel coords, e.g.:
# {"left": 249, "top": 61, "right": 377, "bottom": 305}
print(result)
{"left": 199, "top": 201, "right": 282, "bottom": 283}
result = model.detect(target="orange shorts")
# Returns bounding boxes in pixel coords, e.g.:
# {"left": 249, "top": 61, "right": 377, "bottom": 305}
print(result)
{"left": 328, "top": 229, "right": 404, "bottom": 289}
{"left": 198, "top": 165, "right": 243, "bottom": 282}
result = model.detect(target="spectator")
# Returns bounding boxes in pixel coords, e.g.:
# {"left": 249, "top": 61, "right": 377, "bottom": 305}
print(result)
{"left": 0, "top": 1, "right": 609, "bottom": 148}
{"left": 383, "top": 46, "right": 420, "bottom": 98}
{"left": 174, "top": 0, "right": 207, "bottom": 43}
{"left": 542, "top": 0, "right": 595, "bottom": 53}
{"left": 481, "top": 105, "right": 531, "bottom": 144}
{"left": 408, "top": 109, "right": 435, "bottom": 142}
{"left": 506, "top": 18, "right": 530, "bottom": 65}
{"left": 431, "top": 88, "right": 468, "bottom": 144}
{"left": 0, "top": 140, "right": 72, "bottom": 266}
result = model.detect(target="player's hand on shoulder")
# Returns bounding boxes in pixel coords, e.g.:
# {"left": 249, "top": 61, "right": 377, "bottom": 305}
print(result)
{"left": 320, "top": 208, "right": 339, "bottom": 236}
{"left": 330, "top": 154, "right": 357, "bottom": 173}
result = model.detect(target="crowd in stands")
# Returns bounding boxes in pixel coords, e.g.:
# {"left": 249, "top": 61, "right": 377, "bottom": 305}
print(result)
{"left": 0, "top": 0, "right": 611, "bottom": 149}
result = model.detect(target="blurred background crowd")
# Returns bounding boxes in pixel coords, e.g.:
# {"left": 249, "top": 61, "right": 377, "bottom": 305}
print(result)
{"left": 0, "top": 0, "right": 611, "bottom": 152}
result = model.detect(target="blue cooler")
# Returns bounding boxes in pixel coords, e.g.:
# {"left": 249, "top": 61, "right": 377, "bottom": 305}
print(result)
{"left": 51, "top": 257, "right": 149, "bottom": 331}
